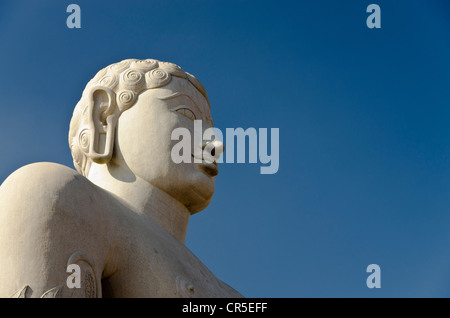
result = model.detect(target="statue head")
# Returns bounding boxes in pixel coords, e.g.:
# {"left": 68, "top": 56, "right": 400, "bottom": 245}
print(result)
{"left": 68, "top": 58, "right": 221, "bottom": 213}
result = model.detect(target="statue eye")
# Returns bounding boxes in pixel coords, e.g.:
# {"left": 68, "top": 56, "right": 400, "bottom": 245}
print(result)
{"left": 175, "top": 107, "right": 196, "bottom": 120}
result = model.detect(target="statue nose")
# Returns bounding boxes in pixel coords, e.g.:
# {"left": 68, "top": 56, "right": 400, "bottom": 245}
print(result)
{"left": 203, "top": 140, "right": 225, "bottom": 160}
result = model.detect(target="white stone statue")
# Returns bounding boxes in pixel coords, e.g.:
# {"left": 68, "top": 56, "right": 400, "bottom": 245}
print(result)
{"left": 0, "top": 59, "right": 243, "bottom": 298}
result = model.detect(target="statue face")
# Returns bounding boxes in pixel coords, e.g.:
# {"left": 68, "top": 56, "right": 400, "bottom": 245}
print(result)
{"left": 114, "top": 77, "right": 216, "bottom": 213}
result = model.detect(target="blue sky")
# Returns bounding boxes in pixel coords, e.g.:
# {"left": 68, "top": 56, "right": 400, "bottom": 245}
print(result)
{"left": 1, "top": 0, "right": 450, "bottom": 297}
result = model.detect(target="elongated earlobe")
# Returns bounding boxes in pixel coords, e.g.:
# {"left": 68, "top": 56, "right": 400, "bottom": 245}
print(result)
{"left": 83, "top": 86, "right": 119, "bottom": 164}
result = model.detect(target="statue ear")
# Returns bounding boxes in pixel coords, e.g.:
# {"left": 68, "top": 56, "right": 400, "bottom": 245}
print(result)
{"left": 84, "top": 86, "right": 119, "bottom": 164}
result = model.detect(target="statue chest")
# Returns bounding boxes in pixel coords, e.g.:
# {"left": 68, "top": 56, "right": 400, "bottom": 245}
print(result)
{"left": 101, "top": 223, "right": 241, "bottom": 298}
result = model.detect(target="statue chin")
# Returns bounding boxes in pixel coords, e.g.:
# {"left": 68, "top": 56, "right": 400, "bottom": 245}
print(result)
{"left": 167, "top": 177, "right": 215, "bottom": 215}
{"left": 186, "top": 189, "right": 214, "bottom": 214}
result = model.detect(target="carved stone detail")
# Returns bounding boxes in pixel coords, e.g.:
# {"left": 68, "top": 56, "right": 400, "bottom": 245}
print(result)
{"left": 11, "top": 285, "right": 31, "bottom": 298}
{"left": 67, "top": 250, "right": 99, "bottom": 298}
{"left": 41, "top": 286, "right": 62, "bottom": 298}
{"left": 11, "top": 285, "right": 62, "bottom": 298}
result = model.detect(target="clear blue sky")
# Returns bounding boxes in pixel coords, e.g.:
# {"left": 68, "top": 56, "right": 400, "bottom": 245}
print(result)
{"left": 1, "top": 0, "right": 450, "bottom": 297}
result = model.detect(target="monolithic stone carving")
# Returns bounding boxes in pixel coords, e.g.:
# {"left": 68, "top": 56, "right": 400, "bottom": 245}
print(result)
{"left": 0, "top": 59, "right": 241, "bottom": 298}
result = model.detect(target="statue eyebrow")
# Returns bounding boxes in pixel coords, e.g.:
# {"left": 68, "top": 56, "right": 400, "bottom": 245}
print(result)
{"left": 158, "top": 92, "right": 206, "bottom": 116}
{"left": 158, "top": 92, "right": 194, "bottom": 104}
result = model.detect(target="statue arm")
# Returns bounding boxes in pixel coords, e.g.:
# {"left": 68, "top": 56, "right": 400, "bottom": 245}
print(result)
{"left": 0, "top": 163, "right": 112, "bottom": 297}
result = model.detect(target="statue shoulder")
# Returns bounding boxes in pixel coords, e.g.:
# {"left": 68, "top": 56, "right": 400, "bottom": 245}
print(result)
{"left": 1, "top": 162, "right": 86, "bottom": 193}
{"left": 0, "top": 162, "right": 112, "bottom": 229}
{"left": 0, "top": 163, "right": 115, "bottom": 297}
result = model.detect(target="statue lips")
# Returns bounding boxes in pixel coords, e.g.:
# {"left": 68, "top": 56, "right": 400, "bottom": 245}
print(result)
{"left": 192, "top": 154, "right": 219, "bottom": 177}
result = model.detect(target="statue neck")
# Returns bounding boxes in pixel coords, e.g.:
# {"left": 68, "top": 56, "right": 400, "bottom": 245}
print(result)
{"left": 87, "top": 162, "right": 190, "bottom": 243}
